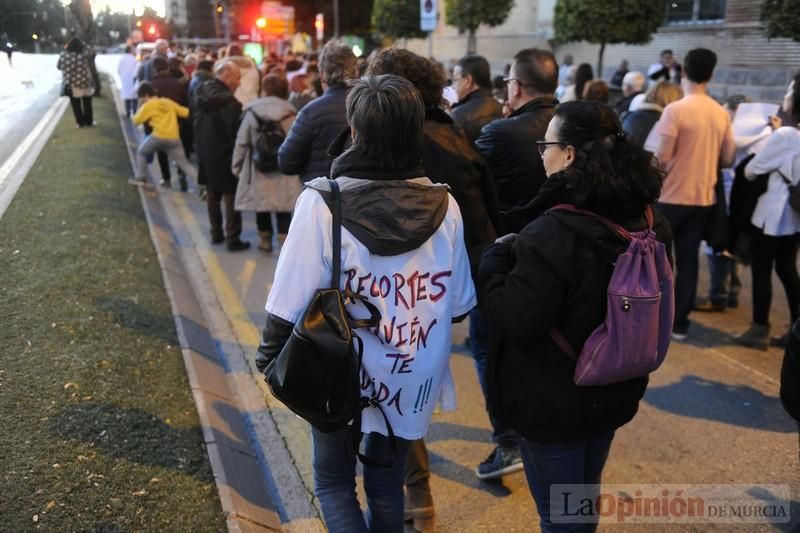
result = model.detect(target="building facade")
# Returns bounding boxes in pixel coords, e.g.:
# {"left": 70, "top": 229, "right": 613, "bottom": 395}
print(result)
{"left": 405, "top": 0, "right": 799, "bottom": 102}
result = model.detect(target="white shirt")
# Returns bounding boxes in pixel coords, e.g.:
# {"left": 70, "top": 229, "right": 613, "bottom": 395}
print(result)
{"left": 265, "top": 178, "right": 477, "bottom": 439}
{"left": 117, "top": 54, "right": 139, "bottom": 99}
{"left": 747, "top": 127, "right": 800, "bottom": 236}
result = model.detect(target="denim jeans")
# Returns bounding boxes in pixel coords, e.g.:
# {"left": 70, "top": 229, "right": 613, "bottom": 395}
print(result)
{"left": 469, "top": 307, "right": 517, "bottom": 448}
{"left": 707, "top": 252, "right": 741, "bottom": 306}
{"left": 655, "top": 203, "right": 713, "bottom": 331}
{"left": 136, "top": 135, "right": 197, "bottom": 182}
{"left": 312, "top": 427, "right": 410, "bottom": 533}
{"left": 518, "top": 431, "right": 615, "bottom": 533}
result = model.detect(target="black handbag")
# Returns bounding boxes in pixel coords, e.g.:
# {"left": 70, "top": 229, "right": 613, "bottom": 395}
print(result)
{"left": 265, "top": 180, "right": 394, "bottom": 463}
{"left": 61, "top": 83, "right": 72, "bottom": 97}
{"left": 777, "top": 169, "right": 800, "bottom": 213}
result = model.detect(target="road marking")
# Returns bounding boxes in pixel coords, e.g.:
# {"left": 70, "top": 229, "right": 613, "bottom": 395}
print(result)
{"left": 0, "top": 96, "right": 68, "bottom": 221}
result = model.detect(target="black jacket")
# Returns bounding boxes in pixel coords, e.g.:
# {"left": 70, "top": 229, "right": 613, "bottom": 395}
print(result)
{"left": 422, "top": 108, "right": 501, "bottom": 276}
{"left": 193, "top": 78, "right": 242, "bottom": 193}
{"left": 478, "top": 206, "right": 672, "bottom": 443}
{"left": 781, "top": 319, "right": 800, "bottom": 423}
{"left": 621, "top": 105, "right": 661, "bottom": 150}
{"left": 450, "top": 89, "right": 503, "bottom": 145}
{"left": 475, "top": 97, "right": 558, "bottom": 233}
{"left": 278, "top": 84, "right": 349, "bottom": 182}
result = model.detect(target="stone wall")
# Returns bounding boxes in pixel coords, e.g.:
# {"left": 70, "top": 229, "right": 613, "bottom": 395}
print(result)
{"left": 399, "top": 0, "right": 799, "bottom": 103}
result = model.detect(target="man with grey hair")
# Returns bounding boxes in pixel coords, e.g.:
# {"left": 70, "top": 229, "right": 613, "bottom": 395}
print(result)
{"left": 278, "top": 40, "right": 356, "bottom": 182}
{"left": 193, "top": 59, "right": 250, "bottom": 252}
{"left": 616, "top": 70, "right": 646, "bottom": 116}
{"left": 136, "top": 38, "right": 170, "bottom": 83}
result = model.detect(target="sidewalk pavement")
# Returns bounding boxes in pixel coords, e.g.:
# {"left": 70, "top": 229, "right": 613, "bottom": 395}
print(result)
{"left": 109, "top": 78, "right": 800, "bottom": 532}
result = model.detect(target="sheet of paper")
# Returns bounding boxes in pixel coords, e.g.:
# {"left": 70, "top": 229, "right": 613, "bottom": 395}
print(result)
{"left": 733, "top": 102, "right": 779, "bottom": 137}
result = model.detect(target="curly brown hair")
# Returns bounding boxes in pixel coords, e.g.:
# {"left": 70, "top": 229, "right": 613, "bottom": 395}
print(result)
{"left": 365, "top": 47, "right": 444, "bottom": 109}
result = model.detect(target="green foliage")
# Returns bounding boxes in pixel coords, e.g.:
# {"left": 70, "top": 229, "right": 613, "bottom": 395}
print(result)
{"left": 761, "top": 0, "right": 800, "bottom": 42}
{"left": 373, "top": 0, "right": 428, "bottom": 39}
{"left": 444, "top": 0, "right": 514, "bottom": 32}
{"left": 554, "top": 0, "right": 665, "bottom": 46}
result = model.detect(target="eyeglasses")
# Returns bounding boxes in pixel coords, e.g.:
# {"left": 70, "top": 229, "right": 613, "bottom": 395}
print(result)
{"left": 536, "top": 141, "right": 567, "bottom": 156}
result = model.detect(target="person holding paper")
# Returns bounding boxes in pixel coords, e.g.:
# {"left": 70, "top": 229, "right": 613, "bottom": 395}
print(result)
{"left": 735, "top": 73, "right": 800, "bottom": 350}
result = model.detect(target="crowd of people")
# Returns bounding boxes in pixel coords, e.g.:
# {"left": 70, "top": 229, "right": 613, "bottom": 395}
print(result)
{"left": 54, "top": 34, "right": 800, "bottom": 532}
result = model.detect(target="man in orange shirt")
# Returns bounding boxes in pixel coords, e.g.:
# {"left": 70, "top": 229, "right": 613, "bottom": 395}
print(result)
{"left": 653, "top": 48, "right": 736, "bottom": 339}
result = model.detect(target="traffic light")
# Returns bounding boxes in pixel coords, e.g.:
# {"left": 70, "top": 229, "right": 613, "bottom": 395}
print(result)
{"left": 147, "top": 24, "right": 157, "bottom": 36}
{"left": 135, "top": 19, "right": 143, "bottom": 28}
{"left": 315, "top": 13, "right": 324, "bottom": 41}
{"left": 216, "top": 3, "right": 224, "bottom": 14}
{"left": 256, "top": 17, "right": 267, "bottom": 29}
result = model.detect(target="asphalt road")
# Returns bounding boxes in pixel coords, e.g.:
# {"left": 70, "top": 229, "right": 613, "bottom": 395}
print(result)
{"left": 10, "top": 53, "right": 799, "bottom": 530}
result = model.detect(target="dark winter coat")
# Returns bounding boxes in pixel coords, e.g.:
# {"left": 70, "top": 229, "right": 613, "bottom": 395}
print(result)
{"left": 422, "top": 108, "right": 501, "bottom": 276}
{"left": 621, "top": 104, "right": 661, "bottom": 150}
{"left": 193, "top": 78, "right": 243, "bottom": 193}
{"left": 781, "top": 319, "right": 800, "bottom": 423}
{"left": 450, "top": 89, "right": 503, "bottom": 145}
{"left": 478, "top": 203, "right": 673, "bottom": 443}
{"left": 277, "top": 84, "right": 349, "bottom": 182}
{"left": 150, "top": 71, "right": 188, "bottom": 106}
{"left": 475, "top": 97, "right": 558, "bottom": 233}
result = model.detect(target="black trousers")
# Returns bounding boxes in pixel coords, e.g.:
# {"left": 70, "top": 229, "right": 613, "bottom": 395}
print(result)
{"left": 69, "top": 96, "right": 93, "bottom": 127}
{"left": 749, "top": 226, "right": 800, "bottom": 326}
{"left": 206, "top": 190, "right": 241, "bottom": 243}
{"left": 255, "top": 212, "right": 291, "bottom": 234}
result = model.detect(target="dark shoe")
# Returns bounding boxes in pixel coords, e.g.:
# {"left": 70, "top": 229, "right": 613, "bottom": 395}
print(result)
{"left": 257, "top": 231, "right": 273, "bottom": 252}
{"left": 475, "top": 445, "right": 523, "bottom": 480}
{"left": 770, "top": 333, "right": 788, "bottom": 348}
{"left": 226, "top": 239, "right": 251, "bottom": 252}
{"left": 727, "top": 296, "right": 739, "bottom": 309}
{"left": 671, "top": 325, "right": 689, "bottom": 341}
{"left": 694, "top": 301, "right": 726, "bottom": 312}
{"left": 210, "top": 234, "right": 224, "bottom": 245}
{"left": 735, "top": 323, "right": 770, "bottom": 351}
{"left": 159, "top": 179, "right": 171, "bottom": 188}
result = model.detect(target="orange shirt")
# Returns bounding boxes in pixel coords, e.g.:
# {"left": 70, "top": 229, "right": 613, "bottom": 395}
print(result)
{"left": 655, "top": 94, "right": 734, "bottom": 206}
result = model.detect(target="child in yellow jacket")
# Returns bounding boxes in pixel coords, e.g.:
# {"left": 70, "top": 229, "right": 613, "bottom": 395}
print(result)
{"left": 129, "top": 81, "right": 197, "bottom": 187}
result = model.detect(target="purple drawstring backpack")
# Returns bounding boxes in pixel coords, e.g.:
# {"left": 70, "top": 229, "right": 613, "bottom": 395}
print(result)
{"left": 548, "top": 204, "right": 674, "bottom": 386}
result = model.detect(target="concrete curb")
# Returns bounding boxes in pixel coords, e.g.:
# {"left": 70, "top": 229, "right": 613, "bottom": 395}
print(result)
{"left": 108, "top": 80, "right": 283, "bottom": 533}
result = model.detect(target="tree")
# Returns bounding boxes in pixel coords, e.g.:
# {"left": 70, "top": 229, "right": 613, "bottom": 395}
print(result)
{"left": 444, "top": 0, "right": 514, "bottom": 54}
{"left": 373, "top": 0, "right": 427, "bottom": 40}
{"left": 761, "top": 0, "right": 800, "bottom": 42}
{"left": 554, "top": 0, "right": 665, "bottom": 78}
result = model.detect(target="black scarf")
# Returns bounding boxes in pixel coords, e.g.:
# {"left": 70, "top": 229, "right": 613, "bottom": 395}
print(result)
{"left": 328, "top": 129, "right": 425, "bottom": 181}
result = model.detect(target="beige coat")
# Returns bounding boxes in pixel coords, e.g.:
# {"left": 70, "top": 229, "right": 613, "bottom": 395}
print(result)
{"left": 232, "top": 96, "right": 302, "bottom": 213}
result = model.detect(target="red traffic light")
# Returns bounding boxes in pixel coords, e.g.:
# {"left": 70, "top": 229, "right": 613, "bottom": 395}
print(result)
{"left": 256, "top": 17, "right": 267, "bottom": 28}
{"left": 147, "top": 24, "right": 157, "bottom": 35}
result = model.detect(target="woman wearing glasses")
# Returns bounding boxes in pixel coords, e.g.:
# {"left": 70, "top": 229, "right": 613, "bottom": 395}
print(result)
{"left": 478, "top": 101, "right": 672, "bottom": 532}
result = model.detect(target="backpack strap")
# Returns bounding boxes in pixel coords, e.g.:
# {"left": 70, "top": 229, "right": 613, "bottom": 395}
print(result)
{"left": 329, "top": 179, "right": 342, "bottom": 290}
{"left": 549, "top": 327, "right": 578, "bottom": 360}
{"left": 549, "top": 203, "right": 656, "bottom": 240}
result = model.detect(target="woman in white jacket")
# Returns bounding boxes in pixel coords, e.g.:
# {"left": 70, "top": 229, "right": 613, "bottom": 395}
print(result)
{"left": 737, "top": 73, "right": 800, "bottom": 349}
{"left": 232, "top": 74, "right": 300, "bottom": 252}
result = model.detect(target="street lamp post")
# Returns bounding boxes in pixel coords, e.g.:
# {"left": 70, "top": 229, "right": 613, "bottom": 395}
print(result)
{"left": 333, "top": 0, "right": 339, "bottom": 38}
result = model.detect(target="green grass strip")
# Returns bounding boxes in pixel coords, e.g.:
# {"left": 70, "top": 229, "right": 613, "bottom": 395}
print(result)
{"left": 0, "top": 88, "right": 226, "bottom": 531}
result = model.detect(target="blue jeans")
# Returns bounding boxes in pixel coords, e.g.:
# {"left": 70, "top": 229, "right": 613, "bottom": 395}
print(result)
{"left": 312, "top": 427, "right": 410, "bottom": 533}
{"left": 655, "top": 203, "right": 713, "bottom": 331}
{"left": 469, "top": 307, "right": 517, "bottom": 448}
{"left": 518, "top": 431, "right": 615, "bottom": 533}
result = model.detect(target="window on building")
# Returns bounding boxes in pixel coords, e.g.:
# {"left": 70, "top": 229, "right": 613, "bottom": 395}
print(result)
{"left": 665, "top": 0, "right": 726, "bottom": 24}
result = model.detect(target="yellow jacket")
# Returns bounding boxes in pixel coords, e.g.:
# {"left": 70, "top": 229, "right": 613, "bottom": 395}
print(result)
{"left": 132, "top": 97, "right": 189, "bottom": 140}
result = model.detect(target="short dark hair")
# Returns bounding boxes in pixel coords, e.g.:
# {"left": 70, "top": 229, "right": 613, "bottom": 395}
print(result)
{"left": 137, "top": 81, "right": 156, "bottom": 98}
{"left": 512, "top": 48, "right": 558, "bottom": 95}
{"left": 365, "top": 47, "right": 445, "bottom": 109}
{"left": 197, "top": 60, "right": 214, "bottom": 72}
{"left": 345, "top": 75, "right": 424, "bottom": 171}
{"left": 660, "top": 49, "right": 673, "bottom": 57}
{"left": 457, "top": 54, "right": 492, "bottom": 90}
{"left": 152, "top": 56, "right": 168, "bottom": 73}
{"left": 262, "top": 74, "right": 289, "bottom": 99}
{"left": 683, "top": 48, "right": 717, "bottom": 84}
{"left": 125, "top": 45, "right": 132, "bottom": 54}
{"left": 554, "top": 101, "right": 663, "bottom": 222}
